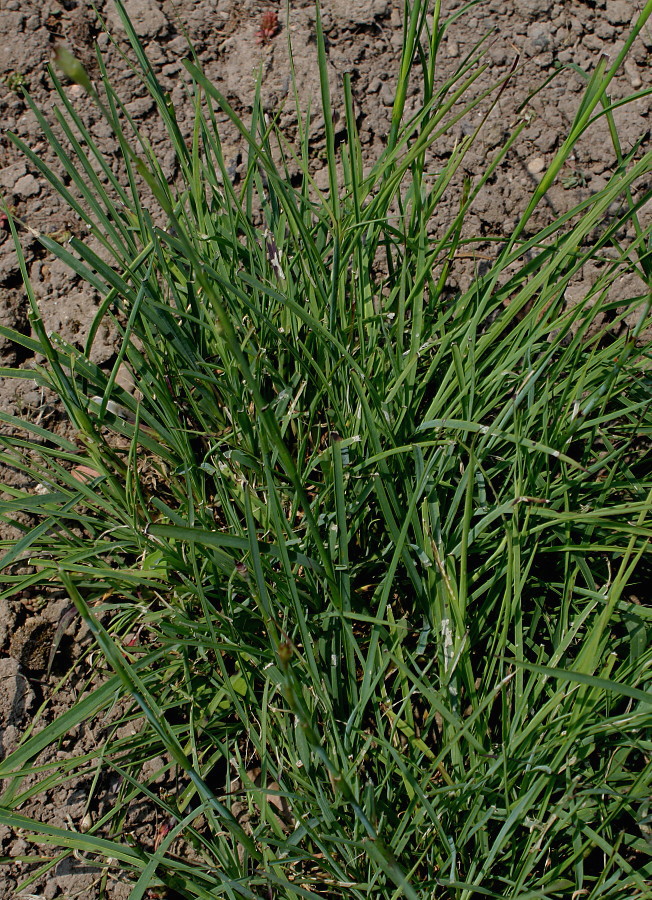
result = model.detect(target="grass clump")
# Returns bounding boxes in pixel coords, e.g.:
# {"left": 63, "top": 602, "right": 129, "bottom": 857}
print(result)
{"left": 1, "top": 1, "right": 652, "bottom": 897}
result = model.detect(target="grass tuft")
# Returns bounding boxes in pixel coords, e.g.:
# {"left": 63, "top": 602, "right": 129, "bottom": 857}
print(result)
{"left": 1, "top": 1, "right": 651, "bottom": 897}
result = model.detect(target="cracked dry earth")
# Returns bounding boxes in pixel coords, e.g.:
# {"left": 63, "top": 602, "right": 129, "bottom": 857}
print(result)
{"left": 0, "top": 0, "right": 651, "bottom": 896}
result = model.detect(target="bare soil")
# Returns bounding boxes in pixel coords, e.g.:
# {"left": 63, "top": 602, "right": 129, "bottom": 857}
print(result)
{"left": 0, "top": 0, "right": 651, "bottom": 896}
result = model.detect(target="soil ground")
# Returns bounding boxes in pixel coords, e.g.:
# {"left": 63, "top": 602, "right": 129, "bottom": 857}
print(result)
{"left": 0, "top": 0, "right": 651, "bottom": 896}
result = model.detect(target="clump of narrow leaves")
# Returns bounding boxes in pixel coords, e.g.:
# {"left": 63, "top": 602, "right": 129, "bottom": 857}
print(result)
{"left": 0, "top": 1, "right": 651, "bottom": 897}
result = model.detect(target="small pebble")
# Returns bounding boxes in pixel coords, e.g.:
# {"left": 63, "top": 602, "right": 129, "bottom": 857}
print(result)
{"left": 527, "top": 156, "right": 546, "bottom": 175}
{"left": 380, "top": 83, "right": 395, "bottom": 107}
{"left": 624, "top": 59, "right": 642, "bottom": 90}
